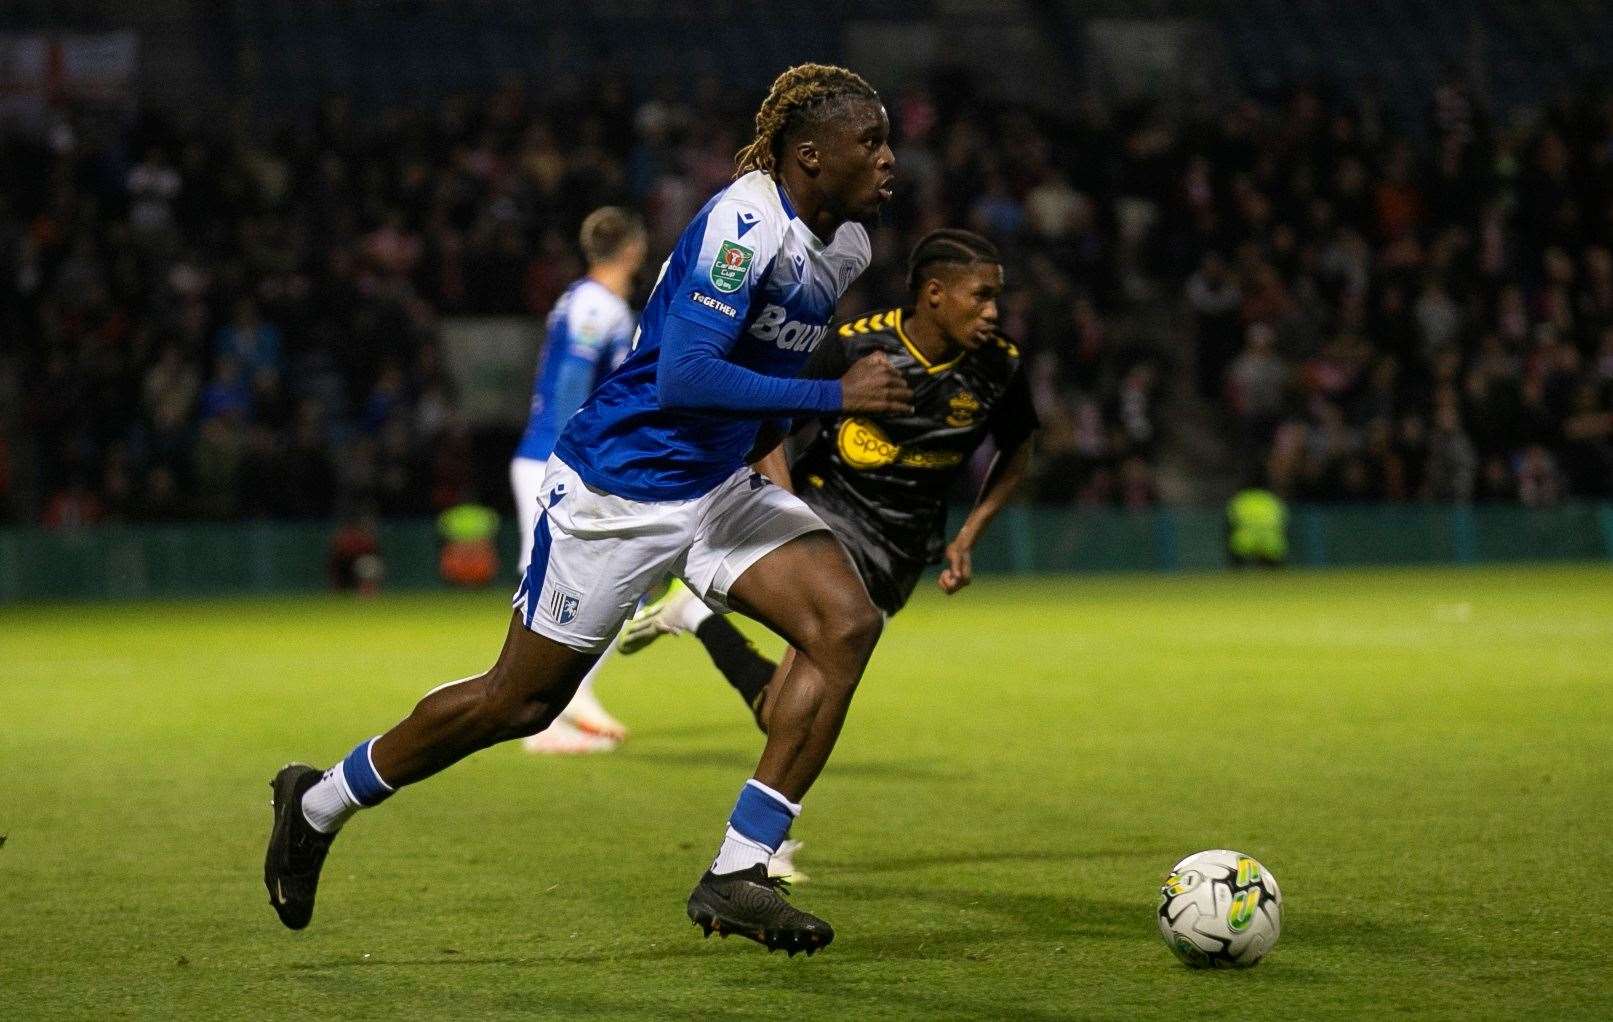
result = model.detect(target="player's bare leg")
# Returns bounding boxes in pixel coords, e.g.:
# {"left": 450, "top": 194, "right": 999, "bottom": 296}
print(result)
{"left": 264, "top": 615, "right": 598, "bottom": 929}
{"left": 368, "top": 616, "right": 600, "bottom": 782}
{"left": 749, "top": 648, "right": 807, "bottom": 882}
{"left": 636, "top": 607, "right": 812, "bottom": 877}
{"left": 513, "top": 458, "right": 627, "bottom": 753}
{"left": 622, "top": 582, "right": 785, "bottom": 731}
{"left": 750, "top": 647, "right": 794, "bottom": 733}
{"left": 728, "top": 540, "right": 879, "bottom": 799}
{"left": 685, "top": 530, "right": 881, "bottom": 954}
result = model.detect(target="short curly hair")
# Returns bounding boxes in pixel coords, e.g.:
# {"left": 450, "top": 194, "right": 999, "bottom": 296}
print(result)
{"left": 906, "top": 229, "right": 1001, "bottom": 295}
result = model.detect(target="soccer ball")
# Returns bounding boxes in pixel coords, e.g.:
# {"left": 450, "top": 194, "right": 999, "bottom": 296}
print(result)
{"left": 1157, "top": 849, "right": 1281, "bottom": 968}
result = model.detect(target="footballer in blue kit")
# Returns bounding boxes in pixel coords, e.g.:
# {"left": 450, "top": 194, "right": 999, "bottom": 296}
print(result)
{"left": 509, "top": 207, "right": 646, "bottom": 754}
{"left": 265, "top": 64, "right": 907, "bottom": 955}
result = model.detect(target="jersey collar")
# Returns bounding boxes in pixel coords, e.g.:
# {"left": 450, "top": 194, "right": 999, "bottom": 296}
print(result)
{"left": 776, "top": 177, "right": 832, "bottom": 251}
{"left": 893, "top": 308, "right": 964, "bottom": 374}
{"left": 775, "top": 177, "right": 798, "bottom": 221}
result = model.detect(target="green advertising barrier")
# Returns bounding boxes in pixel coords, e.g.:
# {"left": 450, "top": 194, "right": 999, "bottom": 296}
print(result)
{"left": 1, "top": 504, "right": 1609, "bottom": 603}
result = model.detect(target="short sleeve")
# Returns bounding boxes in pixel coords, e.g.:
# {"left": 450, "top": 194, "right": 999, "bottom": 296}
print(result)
{"left": 988, "top": 369, "right": 1040, "bottom": 451}
{"left": 564, "top": 292, "right": 617, "bottom": 362}
{"left": 665, "top": 197, "right": 783, "bottom": 336}
{"left": 567, "top": 306, "right": 609, "bottom": 362}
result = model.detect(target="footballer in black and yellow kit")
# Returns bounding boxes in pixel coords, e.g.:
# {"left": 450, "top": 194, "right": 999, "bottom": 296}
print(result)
{"left": 789, "top": 302, "right": 1037, "bottom": 613}
{"left": 622, "top": 230, "right": 1039, "bottom": 754}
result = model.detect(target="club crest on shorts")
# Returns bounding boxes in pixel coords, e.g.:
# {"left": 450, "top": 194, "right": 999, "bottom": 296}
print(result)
{"left": 542, "top": 583, "right": 581, "bottom": 625}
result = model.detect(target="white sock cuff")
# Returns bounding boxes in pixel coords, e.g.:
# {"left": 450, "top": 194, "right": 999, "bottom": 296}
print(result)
{"left": 745, "top": 778, "right": 802, "bottom": 817}
{"left": 723, "top": 824, "right": 772, "bottom": 852}
{"left": 332, "top": 762, "right": 359, "bottom": 807}
{"left": 364, "top": 736, "right": 394, "bottom": 793}
{"left": 711, "top": 825, "right": 775, "bottom": 873}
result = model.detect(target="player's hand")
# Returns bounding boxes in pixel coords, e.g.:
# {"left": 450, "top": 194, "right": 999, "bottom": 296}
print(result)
{"left": 839, "top": 352, "right": 913, "bottom": 414}
{"left": 938, "top": 541, "right": 972, "bottom": 594}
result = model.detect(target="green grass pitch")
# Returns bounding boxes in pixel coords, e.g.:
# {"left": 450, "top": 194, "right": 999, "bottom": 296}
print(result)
{"left": 3, "top": 564, "right": 1610, "bottom": 1020}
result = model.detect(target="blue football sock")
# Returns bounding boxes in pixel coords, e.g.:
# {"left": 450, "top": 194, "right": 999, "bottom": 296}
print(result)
{"left": 301, "top": 737, "right": 395, "bottom": 833}
{"left": 711, "top": 779, "right": 800, "bottom": 873}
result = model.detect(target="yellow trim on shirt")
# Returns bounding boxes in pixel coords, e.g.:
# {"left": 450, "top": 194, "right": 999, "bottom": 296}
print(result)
{"left": 891, "top": 308, "right": 962, "bottom": 374}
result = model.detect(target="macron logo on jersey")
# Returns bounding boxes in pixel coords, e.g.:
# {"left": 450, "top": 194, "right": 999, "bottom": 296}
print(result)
{"left": 737, "top": 210, "right": 760, "bottom": 237}
{"left": 749, "top": 303, "right": 828, "bottom": 353}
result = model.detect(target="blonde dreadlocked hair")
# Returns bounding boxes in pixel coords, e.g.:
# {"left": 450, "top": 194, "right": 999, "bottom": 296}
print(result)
{"left": 734, "top": 63, "right": 880, "bottom": 178}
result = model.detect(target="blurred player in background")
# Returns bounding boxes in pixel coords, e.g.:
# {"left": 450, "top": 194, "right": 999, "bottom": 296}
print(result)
{"left": 510, "top": 207, "right": 646, "bottom": 754}
{"left": 621, "top": 229, "right": 1037, "bottom": 879}
{"left": 265, "top": 63, "right": 906, "bottom": 955}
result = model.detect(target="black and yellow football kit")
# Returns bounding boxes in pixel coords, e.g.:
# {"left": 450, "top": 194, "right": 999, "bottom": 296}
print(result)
{"left": 791, "top": 307, "right": 1039, "bottom": 615}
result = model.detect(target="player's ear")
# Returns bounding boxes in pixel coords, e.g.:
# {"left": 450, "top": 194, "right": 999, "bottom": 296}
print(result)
{"left": 791, "top": 138, "right": 821, "bottom": 175}
{"left": 922, "top": 277, "right": 945, "bottom": 309}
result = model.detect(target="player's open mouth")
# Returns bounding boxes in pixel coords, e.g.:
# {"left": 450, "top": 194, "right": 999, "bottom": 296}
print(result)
{"left": 876, "top": 179, "right": 895, "bottom": 202}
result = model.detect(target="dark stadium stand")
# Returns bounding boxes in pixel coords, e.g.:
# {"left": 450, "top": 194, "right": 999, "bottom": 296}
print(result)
{"left": 3, "top": 2, "right": 1612, "bottom": 528}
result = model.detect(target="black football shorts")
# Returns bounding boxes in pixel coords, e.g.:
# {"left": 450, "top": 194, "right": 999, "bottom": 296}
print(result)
{"left": 799, "top": 486, "right": 924, "bottom": 617}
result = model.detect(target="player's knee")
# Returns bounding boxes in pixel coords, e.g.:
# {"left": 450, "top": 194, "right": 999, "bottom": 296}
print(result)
{"left": 841, "top": 598, "right": 883, "bottom": 656}
{"left": 810, "top": 592, "right": 882, "bottom": 665}
{"left": 499, "top": 691, "right": 562, "bottom": 738}
{"left": 476, "top": 664, "right": 564, "bottom": 739}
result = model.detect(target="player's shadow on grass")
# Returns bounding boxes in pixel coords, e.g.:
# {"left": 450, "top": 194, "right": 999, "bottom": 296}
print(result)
{"left": 292, "top": 943, "right": 719, "bottom": 973}
{"left": 830, "top": 882, "right": 1141, "bottom": 953}
{"left": 821, "top": 847, "right": 1175, "bottom": 876}
{"left": 295, "top": 952, "right": 1080, "bottom": 1022}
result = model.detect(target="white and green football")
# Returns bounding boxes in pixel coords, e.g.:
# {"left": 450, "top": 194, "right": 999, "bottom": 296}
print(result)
{"left": 1157, "top": 849, "right": 1281, "bottom": 968}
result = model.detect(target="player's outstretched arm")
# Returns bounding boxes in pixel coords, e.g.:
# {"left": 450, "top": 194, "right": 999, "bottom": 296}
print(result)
{"left": 658, "top": 315, "right": 911, "bottom": 418}
{"left": 657, "top": 314, "right": 845, "bottom": 417}
{"left": 939, "top": 436, "right": 1035, "bottom": 594}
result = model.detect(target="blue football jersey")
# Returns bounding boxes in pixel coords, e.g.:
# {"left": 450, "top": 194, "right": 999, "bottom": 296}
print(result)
{"left": 515, "top": 277, "right": 634, "bottom": 462}
{"left": 555, "top": 171, "right": 871, "bottom": 500}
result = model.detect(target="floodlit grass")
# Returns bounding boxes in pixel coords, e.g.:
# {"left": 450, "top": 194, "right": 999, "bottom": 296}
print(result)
{"left": 3, "top": 564, "right": 1610, "bottom": 1019}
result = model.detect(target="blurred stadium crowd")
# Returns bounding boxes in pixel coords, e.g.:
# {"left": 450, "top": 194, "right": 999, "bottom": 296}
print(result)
{"left": 3, "top": 69, "right": 1612, "bottom": 527}
{"left": 1181, "top": 79, "right": 1613, "bottom": 506}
